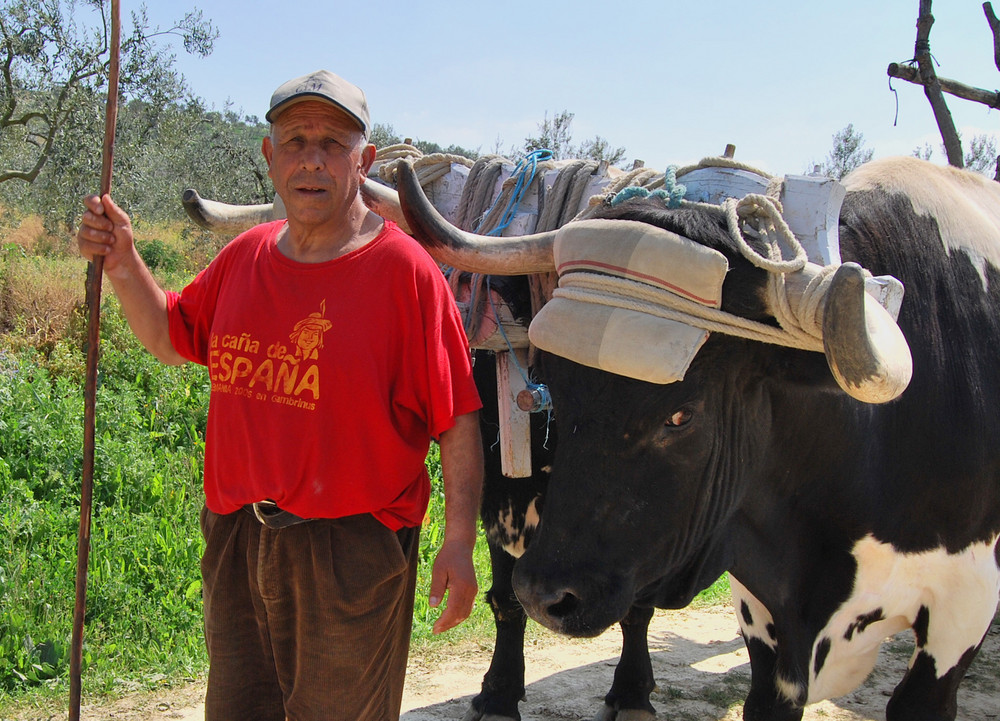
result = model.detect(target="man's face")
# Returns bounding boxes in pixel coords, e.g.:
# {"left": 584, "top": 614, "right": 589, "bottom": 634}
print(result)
{"left": 262, "top": 101, "right": 374, "bottom": 231}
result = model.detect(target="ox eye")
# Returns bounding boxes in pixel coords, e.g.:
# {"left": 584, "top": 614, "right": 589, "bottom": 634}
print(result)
{"left": 665, "top": 408, "right": 693, "bottom": 428}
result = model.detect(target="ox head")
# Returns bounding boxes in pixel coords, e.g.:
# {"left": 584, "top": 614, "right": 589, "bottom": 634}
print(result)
{"left": 398, "top": 159, "right": 912, "bottom": 636}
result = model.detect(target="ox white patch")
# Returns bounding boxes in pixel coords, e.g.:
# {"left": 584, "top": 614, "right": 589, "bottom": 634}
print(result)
{"left": 732, "top": 534, "right": 1000, "bottom": 707}
{"left": 844, "top": 157, "right": 1000, "bottom": 290}
{"left": 487, "top": 496, "right": 541, "bottom": 558}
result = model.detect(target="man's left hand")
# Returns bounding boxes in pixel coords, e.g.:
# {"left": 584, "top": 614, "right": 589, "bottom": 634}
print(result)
{"left": 428, "top": 538, "right": 477, "bottom": 634}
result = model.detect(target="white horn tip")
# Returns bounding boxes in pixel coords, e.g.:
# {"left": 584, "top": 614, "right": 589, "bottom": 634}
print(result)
{"left": 823, "top": 263, "right": 913, "bottom": 404}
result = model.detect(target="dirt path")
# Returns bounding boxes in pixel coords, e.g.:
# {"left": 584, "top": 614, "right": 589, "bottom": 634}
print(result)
{"left": 62, "top": 605, "right": 999, "bottom": 720}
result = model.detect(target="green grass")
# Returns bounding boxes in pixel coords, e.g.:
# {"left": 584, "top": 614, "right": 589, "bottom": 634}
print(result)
{"left": 692, "top": 573, "right": 732, "bottom": 608}
{"left": 412, "top": 443, "right": 496, "bottom": 646}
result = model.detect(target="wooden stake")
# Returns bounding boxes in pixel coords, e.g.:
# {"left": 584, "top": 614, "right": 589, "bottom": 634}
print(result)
{"left": 70, "top": 0, "right": 120, "bottom": 717}
{"left": 887, "top": 63, "right": 1000, "bottom": 110}
{"left": 984, "top": 2, "right": 1000, "bottom": 73}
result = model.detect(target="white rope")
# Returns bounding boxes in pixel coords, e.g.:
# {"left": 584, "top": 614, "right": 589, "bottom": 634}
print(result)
{"left": 375, "top": 147, "right": 476, "bottom": 189}
{"left": 586, "top": 167, "right": 661, "bottom": 210}
{"left": 537, "top": 160, "right": 596, "bottom": 231}
{"left": 553, "top": 273, "right": 825, "bottom": 353}
{"left": 720, "top": 193, "right": 847, "bottom": 345}
{"left": 675, "top": 155, "right": 775, "bottom": 180}
{"left": 414, "top": 152, "right": 475, "bottom": 169}
{"left": 723, "top": 194, "right": 804, "bottom": 272}
{"left": 605, "top": 167, "right": 661, "bottom": 195}
{"left": 375, "top": 144, "right": 422, "bottom": 162}
{"left": 556, "top": 191, "right": 852, "bottom": 352}
{"left": 456, "top": 155, "right": 509, "bottom": 231}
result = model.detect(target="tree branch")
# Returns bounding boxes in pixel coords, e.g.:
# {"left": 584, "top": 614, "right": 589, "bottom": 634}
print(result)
{"left": 0, "top": 150, "right": 44, "bottom": 182}
{"left": 0, "top": 14, "right": 20, "bottom": 125}
{"left": 985, "top": 2, "right": 1000, "bottom": 72}
{"left": 1, "top": 110, "right": 50, "bottom": 127}
{"left": 914, "top": 0, "right": 964, "bottom": 167}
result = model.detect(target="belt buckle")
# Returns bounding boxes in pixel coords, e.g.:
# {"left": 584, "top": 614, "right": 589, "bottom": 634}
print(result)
{"left": 252, "top": 499, "right": 278, "bottom": 524}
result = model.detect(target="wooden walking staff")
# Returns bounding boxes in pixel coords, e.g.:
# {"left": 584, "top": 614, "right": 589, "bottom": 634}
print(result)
{"left": 70, "top": 0, "right": 121, "bottom": 717}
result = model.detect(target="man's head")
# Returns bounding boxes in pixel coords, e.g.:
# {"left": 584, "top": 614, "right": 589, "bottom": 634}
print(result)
{"left": 261, "top": 70, "right": 376, "bottom": 236}
{"left": 266, "top": 69, "right": 370, "bottom": 139}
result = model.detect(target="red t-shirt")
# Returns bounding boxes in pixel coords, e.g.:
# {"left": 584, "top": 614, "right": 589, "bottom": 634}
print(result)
{"left": 165, "top": 220, "right": 481, "bottom": 530}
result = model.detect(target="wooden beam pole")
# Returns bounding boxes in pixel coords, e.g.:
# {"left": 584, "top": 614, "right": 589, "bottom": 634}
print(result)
{"left": 913, "top": 0, "right": 964, "bottom": 167}
{"left": 496, "top": 349, "right": 532, "bottom": 478}
{"left": 887, "top": 63, "right": 1000, "bottom": 110}
{"left": 984, "top": 2, "right": 1000, "bottom": 73}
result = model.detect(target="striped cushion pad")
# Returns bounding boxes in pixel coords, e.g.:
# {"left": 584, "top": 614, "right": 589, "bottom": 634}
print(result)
{"left": 529, "top": 219, "right": 728, "bottom": 384}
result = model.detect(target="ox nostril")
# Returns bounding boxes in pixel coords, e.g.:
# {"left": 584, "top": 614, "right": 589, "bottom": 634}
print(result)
{"left": 546, "top": 590, "right": 581, "bottom": 620}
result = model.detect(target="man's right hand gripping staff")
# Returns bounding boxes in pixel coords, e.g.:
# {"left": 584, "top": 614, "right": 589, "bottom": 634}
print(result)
{"left": 76, "top": 194, "right": 185, "bottom": 365}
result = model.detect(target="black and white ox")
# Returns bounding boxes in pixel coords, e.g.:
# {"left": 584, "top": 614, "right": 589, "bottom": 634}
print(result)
{"left": 181, "top": 180, "right": 660, "bottom": 721}
{"left": 394, "top": 155, "right": 1000, "bottom": 721}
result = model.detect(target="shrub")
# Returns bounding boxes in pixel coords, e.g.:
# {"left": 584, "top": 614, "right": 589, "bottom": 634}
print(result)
{"left": 137, "top": 238, "right": 183, "bottom": 273}
{"left": 0, "top": 247, "right": 86, "bottom": 346}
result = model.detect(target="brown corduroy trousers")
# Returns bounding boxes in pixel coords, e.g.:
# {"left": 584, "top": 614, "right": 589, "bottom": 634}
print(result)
{"left": 199, "top": 506, "right": 420, "bottom": 721}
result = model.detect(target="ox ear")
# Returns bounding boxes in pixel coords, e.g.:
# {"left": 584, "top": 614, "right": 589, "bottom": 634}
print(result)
{"left": 822, "top": 263, "right": 912, "bottom": 403}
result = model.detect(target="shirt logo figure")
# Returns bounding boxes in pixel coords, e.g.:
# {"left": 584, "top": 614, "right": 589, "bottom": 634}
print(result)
{"left": 285, "top": 300, "right": 332, "bottom": 365}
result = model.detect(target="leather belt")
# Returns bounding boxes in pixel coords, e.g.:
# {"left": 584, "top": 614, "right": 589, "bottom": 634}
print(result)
{"left": 243, "top": 500, "right": 312, "bottom": 529}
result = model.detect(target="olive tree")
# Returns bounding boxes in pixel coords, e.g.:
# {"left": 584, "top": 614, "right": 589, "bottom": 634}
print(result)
{"left": 521, "top": 109, "right": 627, "bottom": 165}
{"left": 912, "top": 133, "right": 999, "bottom": 175}
{"left": 815, "top": 124, "right": 874, "bottom": 179}
{"left": 0, "top": 0, "right": 218, "bottom": 224}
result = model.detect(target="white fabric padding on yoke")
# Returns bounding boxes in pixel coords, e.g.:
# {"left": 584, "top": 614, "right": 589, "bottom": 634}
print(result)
{"left": 529, "top": 219, "right": 729, "bottom": 384}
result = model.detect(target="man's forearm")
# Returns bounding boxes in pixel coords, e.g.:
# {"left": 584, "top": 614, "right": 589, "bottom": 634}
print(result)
{"left": 438, "top": 411, "right": 484, "bottom": 544}
{"left": 106, "top": 250, "right": 186, "bottom": 366}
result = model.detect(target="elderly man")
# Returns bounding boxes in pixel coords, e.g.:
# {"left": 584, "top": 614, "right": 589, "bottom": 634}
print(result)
{"left": 77, "top": 70, "right": 483, "bottom": 721}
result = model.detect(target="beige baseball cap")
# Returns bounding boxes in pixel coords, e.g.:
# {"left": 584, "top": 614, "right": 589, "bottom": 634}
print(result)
{"left": 265, "top": 69, "right": 370, "bottom": 135}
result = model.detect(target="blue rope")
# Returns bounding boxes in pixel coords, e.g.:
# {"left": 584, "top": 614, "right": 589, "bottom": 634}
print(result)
{"left": 611, "top": 165, "right": 686, "bottom": 209}
{"left": 485, "top": 278, "right": 555, "bottom": 448}
{"left": 486, "top": 277, "right": 531, "bottom": 386}
{"left": 475, "top": 149, "right": 553, "bottom": 236}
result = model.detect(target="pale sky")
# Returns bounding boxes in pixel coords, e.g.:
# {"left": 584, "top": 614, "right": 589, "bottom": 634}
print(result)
{"left": 141, "top": 0, "right": 1000, "bottom": 176}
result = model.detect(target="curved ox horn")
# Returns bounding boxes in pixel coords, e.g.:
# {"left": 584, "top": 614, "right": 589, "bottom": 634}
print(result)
{"left": 395, "top": 159, "right": 557, "bottom": 275}
{"left": 182, "top": 189, "right": 281, "bottom": 233}
{"left": 183, "top": 183, "right": 411, "bottom": 234}
{"left": 821, "top": 263, "right": 912, "bottom": 403}
{"left": 359, "top": 180, "right": 412, "bottom": 234}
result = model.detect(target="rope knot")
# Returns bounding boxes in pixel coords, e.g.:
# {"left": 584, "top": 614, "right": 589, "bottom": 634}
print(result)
{"left": 609, "top": 165, "right": 686, "bottom": 209}
{"left": 720, "top": 193, "right": 856, "bottom": 347}
{"left": 725, "top": 194, "right": 805, "bottom": 273}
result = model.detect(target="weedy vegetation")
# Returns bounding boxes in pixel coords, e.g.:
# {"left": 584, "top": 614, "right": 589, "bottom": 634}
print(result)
{"left": 0, "top": 215, "right": 498, "bottom": 713}
{"left": 0, "top": 212, "right": 728, "bottom": 714}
